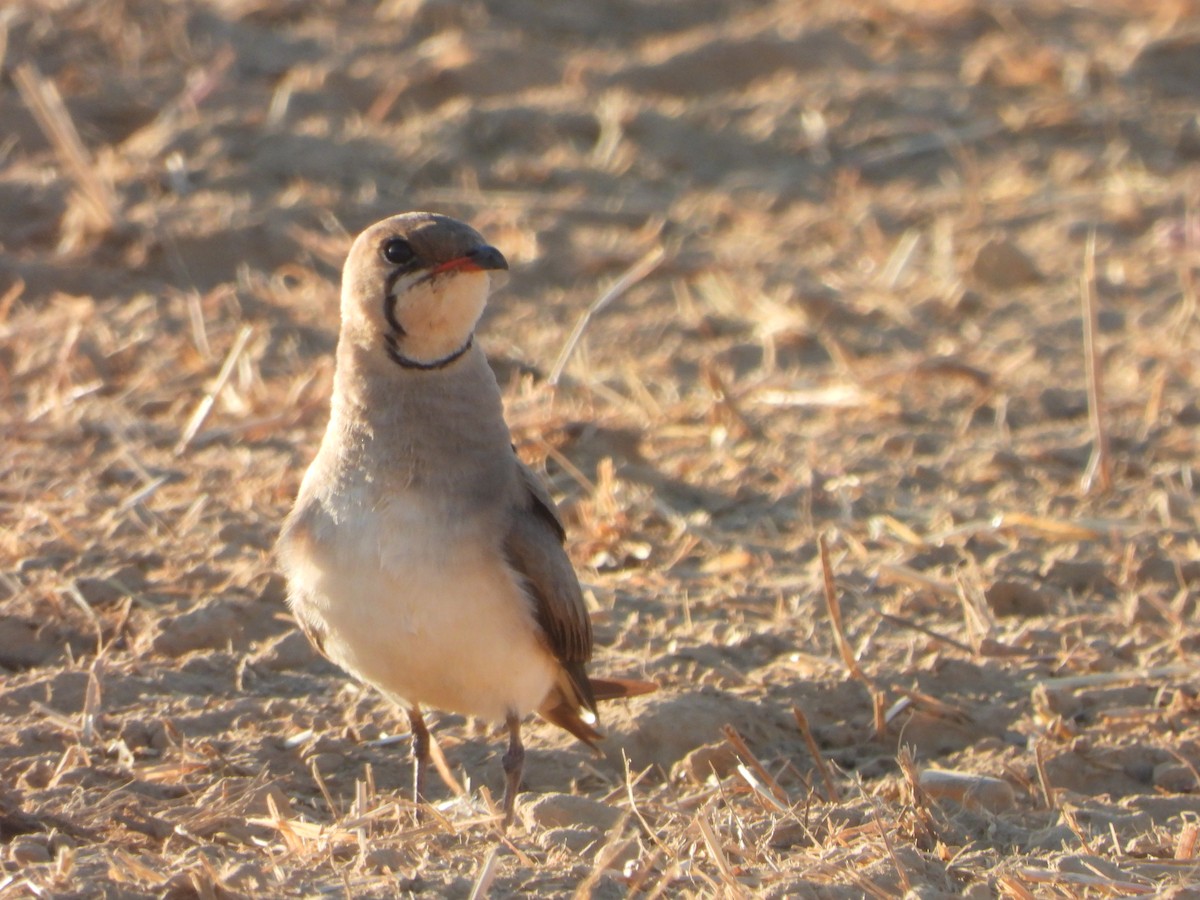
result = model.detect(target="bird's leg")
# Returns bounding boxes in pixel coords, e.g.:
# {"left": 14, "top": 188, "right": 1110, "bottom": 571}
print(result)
{"left": 501, "top": 711, "right": 524, "bottom": 829}
{"left": 407, "top": 707, "right": 430, "bottom": 808}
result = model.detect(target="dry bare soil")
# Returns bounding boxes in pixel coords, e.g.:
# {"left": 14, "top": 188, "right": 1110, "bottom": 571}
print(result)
{"left": 3, "top": 0, "right": 1200, "bottom": 896}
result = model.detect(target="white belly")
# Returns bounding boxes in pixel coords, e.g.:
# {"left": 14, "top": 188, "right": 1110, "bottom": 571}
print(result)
{"left": 284, "top": 486, "right": 557, "bottom": 722}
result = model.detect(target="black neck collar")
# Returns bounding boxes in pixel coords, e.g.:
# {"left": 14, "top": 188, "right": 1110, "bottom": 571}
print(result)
{"left": 384, "top": 334, "right": 473, "bottom": 371}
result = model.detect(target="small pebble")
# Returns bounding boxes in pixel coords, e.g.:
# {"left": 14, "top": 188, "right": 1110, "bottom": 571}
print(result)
{"left": 8, "top": 837, "right": 52, "bottom": 865}
{"left": 971, "top": 236, "right": 1042, "bottom": 288}
{"left": 252, "top": 630, "right": 321, "bottom": 672}
{"left": 985, "top": 579, "right": 1051, "bottom": 618}
{"left": 1152, "top": 762, "right": 1198, "bottom": 794}
{"left": 673, "top": 742, "right": 739, "bottom": 783}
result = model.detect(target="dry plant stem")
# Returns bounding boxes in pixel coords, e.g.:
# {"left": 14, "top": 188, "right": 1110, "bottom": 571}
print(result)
{"left": 175, "top": 325, "right": 253, "bottom": 454}
{"left": 13, "top": 62, "right": 118, "bottom": 230}
{"left": 1159, "top": 741, "right": 1200, "bottom": 795}
{"left": 1060, "top": 805, "right": 1095, "bottom": 855}
{"left": 548, "top": 245, "right": 665, "bottom": 386}
{"left": 818, "top": 534, "right": 867, "bottom": 683}
{"left": 721, "top": 724, "right": 789, "bottom": 804}
{"left": 497, "top": 831, "right": 537, "bottom": 868}
{"left": 427, "top": 729, "right": 465, "bottom": 798}
{"left": 467, "top": 846, "right": 501, "bottom": 900}
{"left": 1175, "top": 261, "right": 1197, "bottom": 338}
{"left": 81, "top": 662, "right": 102, "bottom": 747}
{"left": 875, "top": 562, "right": 958, "bottom": 599}
{"left": 792, "top": 706, "right": 841, "bottom": 801}
{"left": 1033, "top": 740, "right": 1057, "bottom": 810}
{"left": 879, "top": 612, "right": 974, "bottom": 655}
{"left": 623, "top": 753, "right": 667, "bottom": 852}
{"left": 62, "top": 582, "right": 103, "bottom": 654}
{"left": 896, "top": 747, "right": 938, "bottom": 839}
{"left": 1036, "top": 663, "right": 1194, "bottom": 692}
{"left": 1012, "top": 868, "right": 1155, "bottom": 894}
{"left": 1176, "top": 823, "right": 1199, "bottom": 860}
{"left": 873, "top": 809, "right": 912, "bottom": 894}
{"left": 309, "top": 760, "right": 340, "bottom": 820}
{"left": 573, "top": 814, "right": 633, "bottom": 900}
{"left": 871, "top": 690, "right": 889, "bottom": 740}
{"left": 695, "top": 804, "right": 748, "bottom": 899}
{"left": 0, "top": 279, "right": 25, "bottom": 326}
{"left": 1080, "top": 228, "right": 1112, "bottom": 495}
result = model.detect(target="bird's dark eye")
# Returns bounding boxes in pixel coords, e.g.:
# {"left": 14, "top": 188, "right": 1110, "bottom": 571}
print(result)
{"left": 382, "top": 238, "right": 415, "bottom": 266}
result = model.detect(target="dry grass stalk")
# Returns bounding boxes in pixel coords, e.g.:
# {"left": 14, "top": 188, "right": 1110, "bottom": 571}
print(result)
{"left": 701, "top": 363, "right": 756, "bottom": 439}
{"left": 792, "top": 706, "right": 841, "bottom": 802}
{"left": 1175, "top": 823, "right": 1198, "bottom": 860}
{"left": 110, "top": 849, "right": 167, "bottom": 887}
{"left": 694, "top": 803, "right": 748, "bottom": 899}
{"left": 1060, "top": 805, "right": 1096, "bottom": 855}
{"left": 879, "top": 612, "right": 974, "bottom": 655}
{"left": 1160, "top": 741, "right": 1200, "bottom": 796}
{"left": 875, "top": 563, "right": 957, "bottom": 600}
{"left": 749, "top": 383, "right": 876, "bottom": 410}
{"left": 573, "top": 813, "right": 633, "bottom": 900}
{"left": 736, "top": 764, "right": 789, "bottom": 814}
{"left": 467, "top": 845, "right": 502, "bottom": 900}
{"left": 955, "top": 570, "right": 997, "bottom": 645}
{"left": 996, "top": 873, "right": 1037, "bottom": 899}
{"left": 721, "top": 724, "right": 789, "bottom": 805}
{"left": 548, "top": 244, "right": 666, "bottom": 386}
{"left": 993, "top": 511, "right": 1128, "bottom": 541}
{"left": 310, "top": 759, "right": 341, "bottom": 820}
{"left": 621, "top": 753, "right": 669, "bottom": 857}
{"left": 1012, "top": 867, "right": 1154, "bottom": 894}
{"left": 1080, "top": 228, "right": 1112, "bottom": 495}
{"left": 81, "top": 661, "right": 102, "bottom": 747}
{"left": 62, "top": 582, "right": 103, "bottom": 654}
{"left": 818, "top": 534, "right": 867, "bottom": 684}
{"left": 872, "top": 808, "right": 912, "bottom": 895}
{"left": 427, "top": 729, "right": 466, "bottom": 798}
{"left": 175, "top": 325, "right": 254, "bottom": 454}
{"left": 13, "top": 62, "right": 118, "bottom": 233}
{"left": 1036, "top": 663, "right": 1194, "bottom": 692}
{"left": 896, "top": 747, "right": 938, "bottom": 841}
{"left": 1033, "top": 740, "right": 1057, "bottom": 811}
{"left": 897, "top": 687, "right": 971, "bottom": 723}
{"left": 120, "top": 47, "right": 235, "bottom": 160}
{"left": 0, "top": 278, "right": 24, "bottom": 327}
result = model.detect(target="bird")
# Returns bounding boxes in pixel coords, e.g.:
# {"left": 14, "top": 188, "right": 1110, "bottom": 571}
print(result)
{"left": 277, "top": 212, "right": 654, "bottom": 827}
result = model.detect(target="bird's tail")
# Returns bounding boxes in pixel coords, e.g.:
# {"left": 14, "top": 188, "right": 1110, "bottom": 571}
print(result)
{"left": 588, "top": 677, "right": 658, "bottom": 702}
{"left": 539, "top": 677, "right": 657, "bottom": 749}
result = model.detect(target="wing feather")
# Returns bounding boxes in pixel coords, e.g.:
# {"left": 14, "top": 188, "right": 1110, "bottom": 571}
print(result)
{"left": 503, "top": 459, "right": 596, "bottom": 712}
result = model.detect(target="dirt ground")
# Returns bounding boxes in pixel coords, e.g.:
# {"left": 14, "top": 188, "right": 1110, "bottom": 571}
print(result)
{"left": 2, "top": 0, "right": 1199, "bottom": 896}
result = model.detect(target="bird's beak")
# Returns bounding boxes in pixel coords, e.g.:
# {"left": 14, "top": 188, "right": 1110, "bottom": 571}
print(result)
{"left": 430, "top": 245, "right": 509, "bottom": 276}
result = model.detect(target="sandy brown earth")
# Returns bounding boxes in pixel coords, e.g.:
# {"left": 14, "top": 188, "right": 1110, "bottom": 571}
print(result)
{"left": 3, "top": 0, "right": 1200, "bottom": 896}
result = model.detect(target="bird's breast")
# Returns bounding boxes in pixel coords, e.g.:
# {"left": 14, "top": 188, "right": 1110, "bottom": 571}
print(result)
{"left": 281, "top": 478, "right": 556, "bottom": 720}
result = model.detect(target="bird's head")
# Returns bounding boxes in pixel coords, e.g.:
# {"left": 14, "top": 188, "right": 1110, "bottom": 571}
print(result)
{"left": 340, "top": 212, "right": 509, "bottom": 370}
